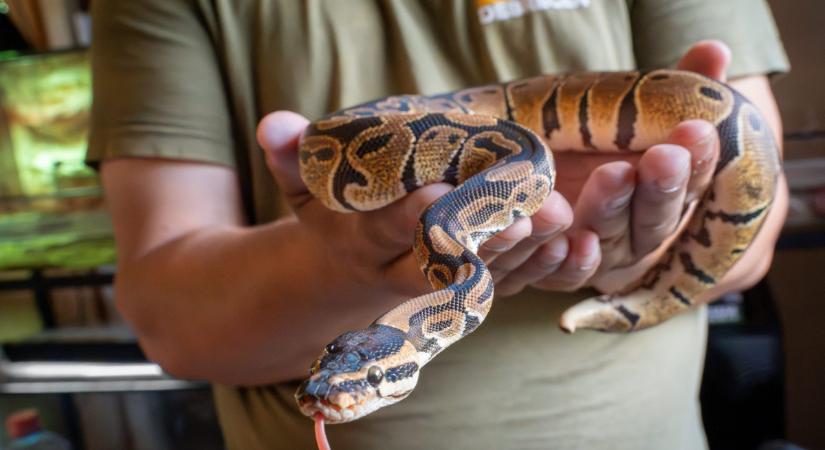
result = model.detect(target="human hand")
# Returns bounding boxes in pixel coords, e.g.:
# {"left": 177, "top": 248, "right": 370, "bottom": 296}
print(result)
{"left": 257, "top": 111, "right": 574, "bottom": 302}
{"left": 491, "top": 40, "right": 731, "bottom": 296}
{"left": 258, "top": 111, "right": 454, "bottom": 300}
{"left": 258, "top": 40, "right": 732, "bottom": 302}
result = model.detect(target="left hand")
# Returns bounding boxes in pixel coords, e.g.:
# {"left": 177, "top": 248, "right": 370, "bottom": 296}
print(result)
{"left": 488, "top": 40, "right": 732, "bottom": 296}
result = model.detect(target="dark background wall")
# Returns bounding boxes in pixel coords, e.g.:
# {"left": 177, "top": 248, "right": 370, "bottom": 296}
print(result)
{"left": 766, "top": 0, "right": 825, "bottom": 448}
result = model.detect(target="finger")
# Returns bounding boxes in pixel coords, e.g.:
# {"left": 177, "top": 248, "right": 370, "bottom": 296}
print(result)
{"left": 478, "top": 217, "right": 533, "bottom": 265}
{"left": 676, "top": 40, "right": 732, "bottom": 82}
{"left": 256, "top": 111, "right": 311, "bottom": 204}
{"left": 382, "top": 251, "right": 435, "bottom": 298}
{"left": 528, "top": 190, "right": 575, "bottom": 241}
{"left": 359, "top": 183, "right": 455, "bottom": 259}
{"left": 481, "top": 190, "right": 571, "bottom": 261}
{"left": 532, "top": 230, "right": 600, "bottom": 292}
{"left": 485, "top": 191, "right": 572, "bottom": 278}
{"left": 495, "top": 234, "right": 569, "bottom": 297}
{"left": 571, "top": 162, "right": 636, "bottom": 269}
{"left": 666, "top": 120, "right": 721, "bottom": 204}
{"left": 631, "top": 144, "right": 691, "bottom": 256}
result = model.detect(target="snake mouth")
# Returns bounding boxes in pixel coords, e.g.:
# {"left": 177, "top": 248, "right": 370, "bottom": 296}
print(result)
{"left": 297, "top": 386, "right": 418, "bottom": 424}
{"left": 297, "top": 388, "right": 412, "bottom": 424}
{"left": 299, "top": 401, "right": 359, "bottom": 424}
{"left": 296, "top": 391, "right": 367, "bottom": 424}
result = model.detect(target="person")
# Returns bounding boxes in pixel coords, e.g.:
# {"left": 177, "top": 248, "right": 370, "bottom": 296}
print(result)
{"left": 87, "top": 1, "right": 789, "bottom": 449}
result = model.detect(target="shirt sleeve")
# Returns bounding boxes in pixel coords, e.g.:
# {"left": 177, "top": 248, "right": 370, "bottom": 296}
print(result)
{"left": 631, "top": 0, "right": 790, "bottom": 78}
{"left": 86, "top": 0, "right": 235, "bottom": 168}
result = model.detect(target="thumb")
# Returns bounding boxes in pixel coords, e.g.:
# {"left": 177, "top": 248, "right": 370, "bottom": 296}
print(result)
{"left": 677, "top": 40, "right": 732, "bottom": 82}
{"left": 666, "top": 120, "right": 720, "bottom": 204}
{"left": 365, "top": 182, "right": 455, "bottom": 250}
{"left": 363, "top": 182, "right": 454, "bottom": 296}
{"left": 256, "top": 111, "right": 311, "bottom": 200}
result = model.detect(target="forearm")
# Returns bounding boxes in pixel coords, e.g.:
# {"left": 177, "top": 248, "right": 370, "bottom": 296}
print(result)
{"left": 116, "top": 216, "right": 405, "bottom": 385}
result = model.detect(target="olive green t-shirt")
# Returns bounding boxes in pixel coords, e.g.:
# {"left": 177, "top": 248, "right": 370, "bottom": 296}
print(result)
{"left": 88, "top": 1, "right": 788, "bottom": 449}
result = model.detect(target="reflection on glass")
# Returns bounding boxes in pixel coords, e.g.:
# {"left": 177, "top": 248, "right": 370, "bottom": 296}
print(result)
{"left": 0, "top": 50, "right": 114, "bottom": 269}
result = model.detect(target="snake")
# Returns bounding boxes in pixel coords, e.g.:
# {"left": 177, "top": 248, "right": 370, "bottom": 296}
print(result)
{"left": 294, "top": 70, "right": 781, "bottom": 430}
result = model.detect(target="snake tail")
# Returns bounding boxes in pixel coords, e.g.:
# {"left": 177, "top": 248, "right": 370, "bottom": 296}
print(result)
{"left": 558, "top": 87, "right": 779, "bottom": 332}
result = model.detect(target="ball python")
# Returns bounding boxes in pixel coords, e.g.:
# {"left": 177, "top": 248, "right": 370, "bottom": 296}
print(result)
{"left": 294, "top": 70, "right": 780, "bottom": 432}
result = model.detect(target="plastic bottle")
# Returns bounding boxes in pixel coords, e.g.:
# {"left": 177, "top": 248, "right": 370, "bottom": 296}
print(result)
{"left": 4, "top": 410, "right": 71, "bottom": 450}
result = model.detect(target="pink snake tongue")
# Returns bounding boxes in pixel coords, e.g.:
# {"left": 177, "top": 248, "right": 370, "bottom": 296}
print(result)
{"left": 314, "top": 412, "right": 331, "bottom": 450}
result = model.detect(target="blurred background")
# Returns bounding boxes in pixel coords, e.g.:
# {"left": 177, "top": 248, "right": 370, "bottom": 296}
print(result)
{"left": 0, "top": 1, "right": 822, "bottom": 449}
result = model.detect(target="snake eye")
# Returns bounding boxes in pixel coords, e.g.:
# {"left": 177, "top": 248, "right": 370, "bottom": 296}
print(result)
{"left": 367, "top": 366, "right": 384, "bottom": 386}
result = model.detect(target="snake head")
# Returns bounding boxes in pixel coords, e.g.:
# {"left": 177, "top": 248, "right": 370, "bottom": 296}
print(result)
{"left": 295, "top": 324, "right": 420, "bottom": 423}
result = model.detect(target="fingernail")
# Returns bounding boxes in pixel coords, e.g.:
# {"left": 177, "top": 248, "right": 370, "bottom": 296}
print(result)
{"left": 606, "top": 189, "right": 634, "bottom": 211}
{"left": 538, "top": 250, "right": 566, "bottom": 270}
{"left": 577, "top": 251, "right": 598, "bottom": 272}
{"left": 656, "top": 167, "right": 688, "bottom": 193}
{"left": 532, "top": 223, "right": 564, "bottom": 239}
{"left": 483, "top": 239, "right": 511, "bottom": 252}
{"left": 692, "top": 132, "right": 716, "bottom": 175}
{"left": 578, "top": 261, "right": 596, "bottom": 272}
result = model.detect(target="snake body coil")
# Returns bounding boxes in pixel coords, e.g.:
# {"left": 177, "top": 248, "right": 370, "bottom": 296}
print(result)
{"left": 295, "top": 70, "right": 780, "bottom": 423}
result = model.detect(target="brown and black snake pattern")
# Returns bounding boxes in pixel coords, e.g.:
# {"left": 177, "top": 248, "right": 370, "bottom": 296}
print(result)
{"left": 295, "top": 70, "right": 781, "bottom": 424}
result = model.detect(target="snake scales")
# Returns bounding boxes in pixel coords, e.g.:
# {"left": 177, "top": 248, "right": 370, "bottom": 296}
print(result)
{"left": 294, "top": 70, "right": 780, "bottom": 424}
